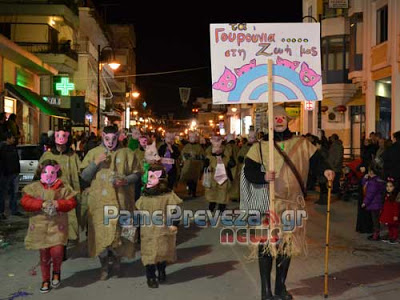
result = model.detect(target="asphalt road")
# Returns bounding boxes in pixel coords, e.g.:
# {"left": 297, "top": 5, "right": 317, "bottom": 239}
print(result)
{"left": 1, "top": 188, "right": 400, "bottom": 300}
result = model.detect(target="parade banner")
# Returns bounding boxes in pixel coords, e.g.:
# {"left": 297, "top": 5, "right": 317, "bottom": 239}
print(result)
{"left": 210, "top": 23, "right": 322, "bottom": 104}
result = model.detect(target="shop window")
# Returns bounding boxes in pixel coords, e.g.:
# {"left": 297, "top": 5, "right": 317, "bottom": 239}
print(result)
{"left": 4, "top": 96, "right": 16, "bottom": 118}
{"left": 376, "top": 5, "right": 388, "bottom": 44}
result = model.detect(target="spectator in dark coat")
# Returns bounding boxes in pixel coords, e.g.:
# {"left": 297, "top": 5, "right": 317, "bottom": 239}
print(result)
{"left": 0, "top": 132, "right": 22, "bottom": 219}
{"left": 0, "top": 112, "right": 8, "bottom": 142}
{"left": 328, "top": 134, "right": 344, "bottom": 193}
{"left": 382, "top": 131, "right": 400, "bottom": 182}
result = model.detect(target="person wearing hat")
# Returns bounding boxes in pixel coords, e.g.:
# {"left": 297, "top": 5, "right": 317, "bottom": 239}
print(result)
{"left": 244, "top": 106, "right": 335, "bottom": 300}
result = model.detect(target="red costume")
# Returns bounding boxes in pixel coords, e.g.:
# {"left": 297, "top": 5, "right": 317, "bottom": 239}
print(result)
{"left": 379, "top": 193, "right": 400, "bottom": 241}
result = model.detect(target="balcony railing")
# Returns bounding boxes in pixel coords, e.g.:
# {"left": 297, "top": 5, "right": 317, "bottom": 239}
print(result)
{"left": 16, "top": 42, "right": 78, "bottom": 61}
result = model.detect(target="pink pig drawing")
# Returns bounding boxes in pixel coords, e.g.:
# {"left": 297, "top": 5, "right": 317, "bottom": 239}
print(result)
{"left": 234, "top": 59, "right": 257, "bottom": 76}
{"left": 276, "top": 56, "right": 300, "bottom": 70}
{"left": 212, "top": 67, "right": 237, "bottom": 92}
{"left": 299, "top": 62, "right": 321, "bottom": 87}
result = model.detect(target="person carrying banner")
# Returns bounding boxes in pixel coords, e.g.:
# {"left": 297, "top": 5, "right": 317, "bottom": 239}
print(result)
{"left": 244, "top": 106, "right": 335, "bottom": 300}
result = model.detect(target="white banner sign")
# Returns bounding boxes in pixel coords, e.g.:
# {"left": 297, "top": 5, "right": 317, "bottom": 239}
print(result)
{"left": 210, "top": 23, "right": 322, "bottom": 104}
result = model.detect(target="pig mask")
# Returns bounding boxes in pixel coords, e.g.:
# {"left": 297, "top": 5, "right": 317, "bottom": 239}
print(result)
{"left": 146, "top": 170, "right": 163, "bottom": 188}
{"left": 131, "top": 128, "right": 140, "bottom": 140}
{"left": 248, "top": 131, "right": 257, "bottom": 144}
{"left": 55, "top": 130, "right": 70, "bottom": 145}
{"left": 211, "top": 136, "right": 223, "bottom": 154}
{"left": 145, "top": 141, "right": 161, "bottom": 163}
{"left": 273, "top": 106, "right": 289, "bottom": 133}
{"left": 139, "top": 136, "right": 148, "bottom": 148}
{"left": 165, "top": 132, "right": 175, "bottom": 145}
{"left": 102, "top": 132, "right": 119, "bottom": 151}
{"left": 40, "top": 165, "right": 60, "bottom": 185}
{"left": 189, "top": 133, "right": 197, "bottom": 144}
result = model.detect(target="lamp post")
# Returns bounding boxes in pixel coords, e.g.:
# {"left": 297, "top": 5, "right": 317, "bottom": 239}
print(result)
{"left": 97, "top": 45, "right": 120, "bottom": 130}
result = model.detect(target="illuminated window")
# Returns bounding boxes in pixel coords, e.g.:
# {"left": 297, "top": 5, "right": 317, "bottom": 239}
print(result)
{"left": 4, "top": 96, "right": 16, "bottom": 117}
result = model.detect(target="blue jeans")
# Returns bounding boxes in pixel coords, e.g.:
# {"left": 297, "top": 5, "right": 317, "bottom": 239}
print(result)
{"left": 0, "top": 174, "right": 19, "bottom": 214}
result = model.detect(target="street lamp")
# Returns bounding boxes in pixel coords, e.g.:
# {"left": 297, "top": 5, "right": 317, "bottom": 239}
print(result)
{"left": 97, "top": 45, "right": 120, "bottom": 130}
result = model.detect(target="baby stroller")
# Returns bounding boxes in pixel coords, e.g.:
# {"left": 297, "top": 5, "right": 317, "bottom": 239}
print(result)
{"left": 341, "top": 158, "right": 363, "bottom": 201}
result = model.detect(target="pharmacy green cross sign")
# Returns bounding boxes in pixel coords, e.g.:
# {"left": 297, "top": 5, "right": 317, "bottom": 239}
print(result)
{"left": 55, "top": 77, "right": 75, "bottom": 96}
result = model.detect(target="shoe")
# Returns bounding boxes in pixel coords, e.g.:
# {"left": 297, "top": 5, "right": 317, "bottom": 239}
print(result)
{"left": 40, "top": 281, "right": 51, "bottom": 294}
{"left": 157, "top": 262, "right": 167, "bottom": 283}
{"left": 381, "top": 238, "right": 390, "bottom": 243}
{"left": 11, "top": 211, "right": 24, "bottom": 217}
{"left": 110, "top": 256, "right": 121, "bottom": 278}
{"left": 147, "top": 278, "right": 159, "bottom": 288}
{"left": 51, "top": 272, "right": 61, "bottom": 288}
{"left": 388, "top": 239, "right": 398, "bottom": 245}
{"left": 99, "top": 256, "right": 109, "bottom": 280}
{"left": 0, "top": 213, "right": 7, "bottom": 220}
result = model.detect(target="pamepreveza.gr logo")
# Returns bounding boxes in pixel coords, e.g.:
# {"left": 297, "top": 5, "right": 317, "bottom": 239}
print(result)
{"left": 219, "top": 209, "right": 308, "bottom": 245}
{"left": 103, "top": 206, "right": 307, "bottom": 244}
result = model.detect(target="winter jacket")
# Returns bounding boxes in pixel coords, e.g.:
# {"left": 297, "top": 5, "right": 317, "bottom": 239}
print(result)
{"left": 0, "top": 143, "right": 20, "bottom": 176}
{"left": 382, "top": 141, "right": 400, "bottom": 181}
{"left": 362, "top": 175, "right": 385, "bottom": 211}
{"left": 328, "top": 140, "right": 344, "bottom": 173}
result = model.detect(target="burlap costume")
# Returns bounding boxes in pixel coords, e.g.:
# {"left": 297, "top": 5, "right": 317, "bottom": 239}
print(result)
{"left": 23, "top": 181, "right": 77, "bottom": 250}
{"left": 204, "top": 147, "right": 231, "bottom": 204}
{"left": 132, "top": 148, "right": 145, "bottom": 172}
{"left": 135, "top": 191, "right": 183, "bottom": 266}
{"left": 246, "top": 137, "right": 316, "bottom": 257}
{"left": 80, "top": 146, "right": 138, "bottom": 258}
{"left": 226, "top": 142, "right": 240, "bottom": 200}
{"left": 180, "top": 143, "right": 205, "bottom": 183}
{"left": 39, "top": 151, "right": 81, "bottom": 240}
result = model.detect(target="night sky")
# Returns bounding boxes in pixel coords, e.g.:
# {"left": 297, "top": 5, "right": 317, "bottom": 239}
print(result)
{"left": 95, "top": 1, "right": 303, "bottom": 117}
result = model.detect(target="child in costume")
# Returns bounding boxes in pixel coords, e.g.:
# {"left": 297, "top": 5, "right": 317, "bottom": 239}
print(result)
{"left": 135, "top": 165, "right": 183, "bottom": 288}
{"left": 380, "top": 178, "right": 400, "bottom": 244}
{"left": 20, "top": 160, "right": 77, "bottom": 293}
{"left": 361, "top": 165, "right": 385, "bottom": 241}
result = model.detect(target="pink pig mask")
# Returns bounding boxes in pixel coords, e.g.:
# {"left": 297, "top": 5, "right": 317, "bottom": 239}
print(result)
{"left": 102, "top": 132, "right": 119, "bottom": 151}
{"left": 139, "top": 136, "right": 148, "bottom": 148}
{"left": 146, "top": 170, "right": 163, "bottom": 188}
{"left": 40, "top": 165, "right": 60, "bottom": 185}
{"left": 55, "top": 130, "right": 70, "bottom": 145}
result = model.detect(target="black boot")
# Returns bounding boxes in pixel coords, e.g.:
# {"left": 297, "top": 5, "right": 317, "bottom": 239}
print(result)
{"left": 258, "top": 245, "right": 274, "bottom": 300}
{"left": 146, "top": 265, "right": 159, "bottom": 288}
{"left": 157, "top": 261, "right": 167, "bottom": 283}
{"left": 274, "top": 255, "right": 293, "bottom": 300}
{"left": 98, "top": 256, "right": 109, "bottom": 281}
{"left": 110, "top": 254, "right": 121, "bottom": 278}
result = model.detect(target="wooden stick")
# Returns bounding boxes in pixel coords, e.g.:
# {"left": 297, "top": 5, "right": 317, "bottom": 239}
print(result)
{"left": 324, "top": 180, "right": 333, "bottom": 298}
{"left": 267, "top": 59, "right": 275, "bottom": 213}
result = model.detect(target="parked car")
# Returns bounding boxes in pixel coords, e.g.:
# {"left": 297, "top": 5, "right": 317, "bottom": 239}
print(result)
{"left": 17, "top": 144, "right": 42, "bottom": 189}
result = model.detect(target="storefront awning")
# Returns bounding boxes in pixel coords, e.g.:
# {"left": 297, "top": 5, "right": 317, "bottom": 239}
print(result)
{"left": 321, "top": 98, "right": 336, "bottom": 106}
{"left": 5, "top": 83, "right": 69, "bottom": 119}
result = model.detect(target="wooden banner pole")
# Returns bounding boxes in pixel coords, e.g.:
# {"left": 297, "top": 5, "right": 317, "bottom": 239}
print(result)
{"left": 324, "top": 180, "right": 333, "bottom": 298}
{"left": 267, "top": 59, "right": 275, "bottom": 215}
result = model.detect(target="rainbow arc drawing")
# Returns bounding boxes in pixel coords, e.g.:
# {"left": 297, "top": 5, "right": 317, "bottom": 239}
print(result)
{"left": 227, "top": 64, "right": 318, "bottom": 103}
